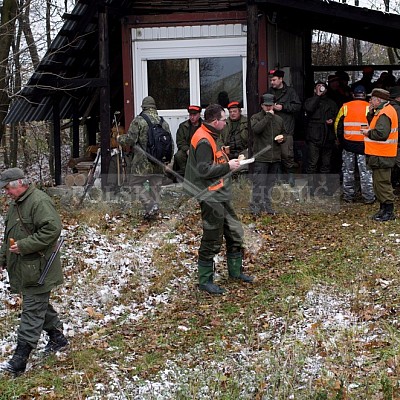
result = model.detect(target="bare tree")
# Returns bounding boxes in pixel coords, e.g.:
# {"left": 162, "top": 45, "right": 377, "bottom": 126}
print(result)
{"left": 0, "top": 0, "right": 18, "bottom": 143}
{"left": 19, "top": 0, "right": 40, "bottom": 69}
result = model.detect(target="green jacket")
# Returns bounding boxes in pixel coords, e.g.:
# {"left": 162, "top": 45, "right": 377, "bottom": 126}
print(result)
{"left": 118, "top": 108, "right": 173, "bottom": 175}
{"left": 267, "top": 82, "right": 302, "bottom": 135}
{"left": 250, "top": 110, "right": 286, "bottom": 163}
{"left": 221, "top": 115, "right": 248, "bottom": 158}
{"left": 0, "top": 184, "right": 63, "bottom": 295}
{"left": 176, "top": 119, "right": 202, "bottom": 153}
{"left": 183, "top": 123, "right": 231, "bottom": 202}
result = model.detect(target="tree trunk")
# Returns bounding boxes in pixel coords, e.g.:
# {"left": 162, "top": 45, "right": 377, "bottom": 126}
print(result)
{"left": 20, "top": 0, "right": 40, "bottom": 69}
{"left": 0, "top": 0, "right": 18, "bottom": 142}
{"left": 340, "top": 36, "right": 347, "bottom": 66}
{"left": 46, "top": 0, "right": 51, "bottom": 48}
{"left": 388, "top": 47, "right": 396, "bottom": 65}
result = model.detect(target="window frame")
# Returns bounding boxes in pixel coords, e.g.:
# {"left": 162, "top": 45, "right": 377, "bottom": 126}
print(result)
{"left": 133, "top": 36, "right": 247, "bottom": 117}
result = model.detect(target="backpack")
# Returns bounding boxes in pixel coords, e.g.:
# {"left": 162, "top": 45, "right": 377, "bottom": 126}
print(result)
{"left": 139, "top": 112, "right": 173, "bottom": 164}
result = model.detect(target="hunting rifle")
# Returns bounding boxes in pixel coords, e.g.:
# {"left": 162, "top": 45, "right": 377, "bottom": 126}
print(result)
{"left": 37, "top": 236, "right": 65, "bottom": 285}
{"left": 78, "top": 148, "right": 101, "bottom": 206}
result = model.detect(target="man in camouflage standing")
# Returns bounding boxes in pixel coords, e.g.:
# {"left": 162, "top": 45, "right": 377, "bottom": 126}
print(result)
{"left": 117, "top": 96, "right": 172, "bottom": 220}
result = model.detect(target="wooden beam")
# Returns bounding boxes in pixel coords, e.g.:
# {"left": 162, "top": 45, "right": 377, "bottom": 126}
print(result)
{"left": 98, "top": 6, "right": 111, "bottom": 192}
{"left": 53, "top": 98, "right": 62, "bottom": 186}
{"left": 246, "top": 1, "right": 259, "bottom": 160}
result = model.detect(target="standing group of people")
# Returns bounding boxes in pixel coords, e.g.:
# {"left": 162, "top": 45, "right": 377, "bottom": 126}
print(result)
{"left": 0, "top": 70, "right": 398, "bottom": 378}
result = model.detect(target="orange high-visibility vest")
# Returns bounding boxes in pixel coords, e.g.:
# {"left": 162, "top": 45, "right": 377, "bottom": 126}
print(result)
{"left": 342, "top": 100, "right": 370, "bottom": 142}
{"left": 365, "top": 104, "right": 398, "bottom": 157}
{"left": 191, "top": 126, "right": 229, "bottom": 191}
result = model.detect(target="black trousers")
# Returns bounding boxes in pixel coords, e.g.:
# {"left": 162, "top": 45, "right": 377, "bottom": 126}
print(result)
{"left": 306, "top": 142, "right": 333, "bottom": 174}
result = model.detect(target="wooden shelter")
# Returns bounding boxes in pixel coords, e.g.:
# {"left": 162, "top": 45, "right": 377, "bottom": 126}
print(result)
{"left": 4, "top": 0, "right": 400, "bottom": 187}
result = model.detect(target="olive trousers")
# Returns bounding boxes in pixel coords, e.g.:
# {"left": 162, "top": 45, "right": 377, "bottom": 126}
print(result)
{"left": 19, "top": 292, "right": 63, "bottom": 348}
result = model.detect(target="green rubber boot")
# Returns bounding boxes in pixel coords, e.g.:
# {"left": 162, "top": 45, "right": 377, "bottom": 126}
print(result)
{"left": 227, "top": 253, "right": 254, "bottom": 283}
{"left": 198, "top": 260, "right": 225, "bottom": 294}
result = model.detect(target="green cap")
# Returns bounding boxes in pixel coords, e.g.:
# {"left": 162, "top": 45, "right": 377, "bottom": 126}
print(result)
{"left": 141, "top": 96, "right": 156, "bottom": 109}
{"left": 0, "top": 168, "right": 24, "bottom": 189}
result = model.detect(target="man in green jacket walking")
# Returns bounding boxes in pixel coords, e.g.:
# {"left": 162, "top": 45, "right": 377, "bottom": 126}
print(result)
{"left": 0, "top": 168, "right": 68, "bottom": 375}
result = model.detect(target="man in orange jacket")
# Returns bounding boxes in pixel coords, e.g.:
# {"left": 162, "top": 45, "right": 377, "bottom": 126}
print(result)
{"left": 335, "top": 85, "right": 375, "bottom": 203}
{"left": 184, "top": 104, "right": 254, "bottom": 294}
{"left": 362, "top": 89, "right": 399, "bottom": 221}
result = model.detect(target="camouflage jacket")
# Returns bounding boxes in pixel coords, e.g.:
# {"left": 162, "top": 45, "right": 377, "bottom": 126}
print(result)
{"left": 117, "top": 108, "right": 173, "bottom": 175}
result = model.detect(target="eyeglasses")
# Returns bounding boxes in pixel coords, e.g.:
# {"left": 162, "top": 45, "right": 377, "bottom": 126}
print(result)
{"left": 218, "top": 118, "right": 227, "bottom": 122}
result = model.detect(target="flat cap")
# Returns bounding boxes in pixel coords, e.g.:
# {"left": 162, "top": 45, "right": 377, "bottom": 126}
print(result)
{"left": 262, "top": 93, "right": 275, "bottom": 105}
{"left": 0, "top": 168, "right": 24, "bottom": 189}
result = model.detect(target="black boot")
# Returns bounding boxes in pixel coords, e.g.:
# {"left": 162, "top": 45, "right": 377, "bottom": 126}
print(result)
{"left": 372, "top": 203, "right": 384, "bottom": 219}
{"left": 44, "top": 328, "right": 68, "bottom": 354}
{"left": 374, "top": 203, "right": 396, "bottom": 222}
{"left": 3, "top": 341, "right": 32, "bottom": 375}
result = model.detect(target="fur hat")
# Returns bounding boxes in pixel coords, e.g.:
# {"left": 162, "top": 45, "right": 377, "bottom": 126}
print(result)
{"left": 269, "top": 69, "right": 284, "bottom": 78}
{"left": 368, "top": 88, "right": 390, "bottom": 101}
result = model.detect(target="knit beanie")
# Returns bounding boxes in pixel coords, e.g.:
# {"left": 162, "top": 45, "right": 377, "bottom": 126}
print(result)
{"left": 141, "top": 96, "right": 157, "bottom": 109}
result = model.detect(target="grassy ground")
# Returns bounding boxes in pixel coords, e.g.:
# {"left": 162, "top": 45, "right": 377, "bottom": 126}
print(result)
{"left": 1, "top": 180, "right": 400, "bottom": 399}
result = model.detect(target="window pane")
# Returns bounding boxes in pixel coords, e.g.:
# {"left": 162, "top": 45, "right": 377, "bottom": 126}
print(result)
{"left": 147, "top": 59, "right": 190, "bottom": 109}
{"left": 200, "top": 57, "right": 243, "bottom": 109}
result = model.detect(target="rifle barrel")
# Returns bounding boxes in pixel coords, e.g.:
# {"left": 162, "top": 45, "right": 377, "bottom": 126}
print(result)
{"left": 37, "top": 237, "right": 64, "bottom": 285}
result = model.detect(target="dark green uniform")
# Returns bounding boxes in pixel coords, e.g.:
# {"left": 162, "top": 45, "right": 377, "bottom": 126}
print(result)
{"left": 173, "top": 118, "right": 202, "bottom": 176}
{"left": 267, "top": 82, "right": 301, "bottom": 171}
{"left": 221, "top": 115, "right": 248, "bottom": 159}
{"left": 250, "top": 109, "right": 286, "bottom": 213}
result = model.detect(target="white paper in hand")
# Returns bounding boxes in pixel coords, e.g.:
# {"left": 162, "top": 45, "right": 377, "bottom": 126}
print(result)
{"left": 239, "top": 157, "right": 255, "bottom": 166}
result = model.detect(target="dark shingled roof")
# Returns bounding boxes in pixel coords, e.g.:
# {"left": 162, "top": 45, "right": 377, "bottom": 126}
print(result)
{"left": 5, "top": 0, "right": 400, "bottom": 124}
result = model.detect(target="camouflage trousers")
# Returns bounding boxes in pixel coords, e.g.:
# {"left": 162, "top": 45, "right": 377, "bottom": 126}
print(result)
{"left": 342, "top": 149, "right": 374, "bottom": 202}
